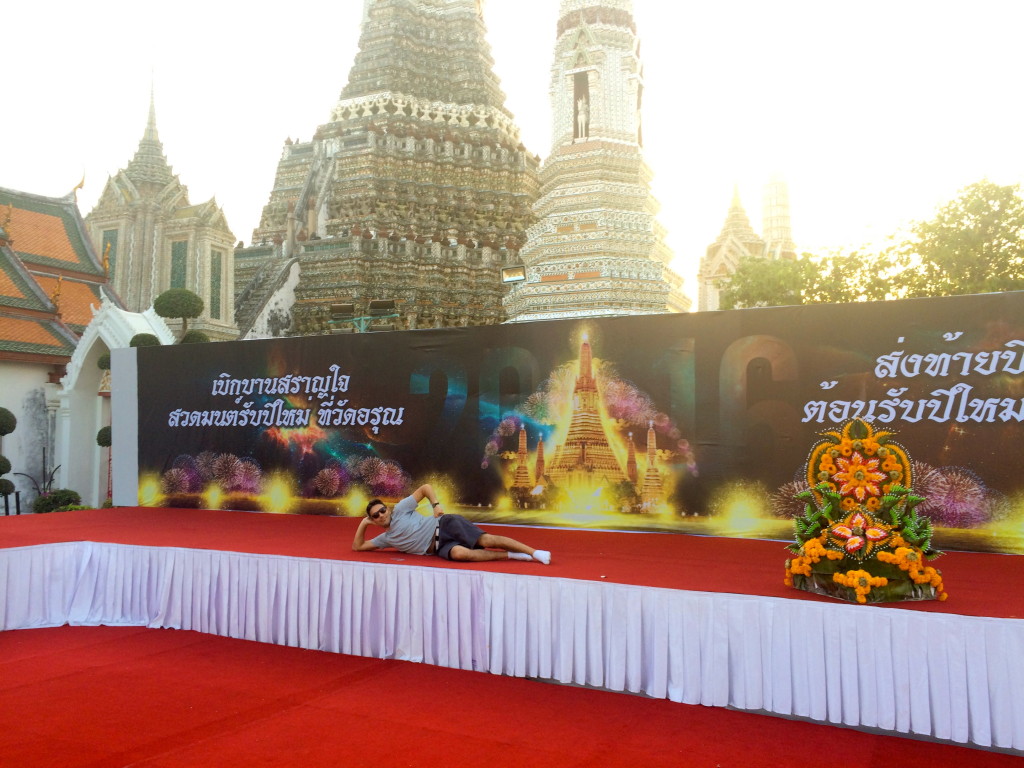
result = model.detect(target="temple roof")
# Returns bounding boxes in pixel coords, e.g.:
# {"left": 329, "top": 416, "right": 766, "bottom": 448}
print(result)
{"left": 0, "top": 187, "right": 105, "bottom": 276}
{"left": 0, "top": 184, "right": 121, "bottom": 364}
{"left": 0, "top": 314, "right": 77, "bottom": 358}
{"left": 123, "top": 93, "right": 175, "bottom": 188}
{"left": 713, "top": 185, "right": 763, "bottom": 246}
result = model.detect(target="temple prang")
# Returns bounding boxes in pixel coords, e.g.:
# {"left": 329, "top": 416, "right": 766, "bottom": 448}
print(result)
{"left": 238, "top": 0, "right": 541, "bottom": 336}
{"left": 504, "top": 0, "right": 690, "bottom": 323}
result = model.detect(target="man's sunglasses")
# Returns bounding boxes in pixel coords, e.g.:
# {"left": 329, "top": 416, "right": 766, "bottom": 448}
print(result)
{"left": 368, "top": 506, "right": 387, "bottom": 520}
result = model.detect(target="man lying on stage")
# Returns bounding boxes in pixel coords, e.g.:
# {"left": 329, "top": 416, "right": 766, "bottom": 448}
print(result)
{"left": 352, "top": 483, "right": 552, "bottom": 565}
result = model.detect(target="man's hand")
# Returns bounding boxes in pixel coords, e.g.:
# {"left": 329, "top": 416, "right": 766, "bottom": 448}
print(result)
{"left": 432, "top": 502, "right": 444, "bottom": 518}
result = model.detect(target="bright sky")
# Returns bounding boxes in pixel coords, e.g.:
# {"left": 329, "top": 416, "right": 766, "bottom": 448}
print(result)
{"left": 4, "top": 1, "right": 1023, "bottom": 304}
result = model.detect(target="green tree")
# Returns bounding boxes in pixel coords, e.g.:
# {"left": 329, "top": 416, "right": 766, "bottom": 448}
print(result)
{"left": 153, "top": 288, "right": 204, "bottom": 337}
{"left": 894, "top": 180, "right": 1024, "bottom": 297}
{"left": 803, "top": 249, "right": 893, "bottom": 304}
{"left": 719, "top": 256, "right": 811, "bottom": 309}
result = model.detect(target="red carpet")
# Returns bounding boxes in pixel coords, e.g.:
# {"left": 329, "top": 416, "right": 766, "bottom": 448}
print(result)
{"left": 2, "top": 506, "right": 1022, "bottom": 618}
{"left": 1, "top": 625, "right": 1019, "bottom": 768}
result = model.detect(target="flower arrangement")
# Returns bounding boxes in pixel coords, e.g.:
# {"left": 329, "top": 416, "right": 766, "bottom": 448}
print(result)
{"left": 785, "top": 418, "right": 946, "bottom": 604}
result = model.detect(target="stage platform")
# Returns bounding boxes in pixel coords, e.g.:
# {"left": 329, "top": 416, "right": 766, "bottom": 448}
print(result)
{"left": 2, "top": 507, "right": 1022, "bottom": 752}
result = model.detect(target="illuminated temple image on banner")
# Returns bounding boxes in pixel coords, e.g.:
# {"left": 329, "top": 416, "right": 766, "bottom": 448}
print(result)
{"left": 134, "top": 292, "right": 1024, "bottom": 555}
{"left": 481, "top": 331, "right": 696, "bottom": 523}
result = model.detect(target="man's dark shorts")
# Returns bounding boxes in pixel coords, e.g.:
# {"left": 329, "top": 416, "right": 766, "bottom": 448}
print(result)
{"left": 435, "top": 514, "right": 485, "bottom": 560}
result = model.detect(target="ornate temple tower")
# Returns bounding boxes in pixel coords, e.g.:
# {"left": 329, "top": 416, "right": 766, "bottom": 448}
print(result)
{"left": 512, "top": 427, "right": 533, "bottom": 489}
{"left": 640, "top": 420, "right": 663, "bottom": 506}
{"left": 626, "top": 432, "right": 638, "bottom": 485}
{"left": 547, "top": 335, "right": 626, "bottom": 486}
{"left": 534, "top": 438, "right": 546, "bottom": 486}
{"left": 697, "top": 179, "right": 797, "bottom": 312}
{"left": 762, "top": 175, "right": 797, "bottom": 260}
{"left": 86, "top": 96, "right": 237, "bottom": 340}
{"left": 503, "top": 0, "right": 689, "bottom": 322}
{"left": 240, "top": 0, "right": 540, "bottom": 335}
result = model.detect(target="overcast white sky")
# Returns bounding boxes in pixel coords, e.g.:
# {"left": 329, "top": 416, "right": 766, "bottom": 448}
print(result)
{"left": 4, "top": 0, "right": 1023, "bottom": 303}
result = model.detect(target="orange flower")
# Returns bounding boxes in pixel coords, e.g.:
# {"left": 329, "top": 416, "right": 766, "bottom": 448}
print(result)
{"left": 865, "top": 497, "right": 881, "bottom": 511}
{"left": 833, "top": 568, "right": 888, "bottom": 604}
{"left": 832, "top": 453, "right": 886, "bottom": 502}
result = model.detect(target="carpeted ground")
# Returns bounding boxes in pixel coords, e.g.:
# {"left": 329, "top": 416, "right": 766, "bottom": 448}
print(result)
{"left": 1, "top": 507, "right": 1021, "bottom": 618}
{"left": 1, "top": 625, "right": 1020, "bottom": 768}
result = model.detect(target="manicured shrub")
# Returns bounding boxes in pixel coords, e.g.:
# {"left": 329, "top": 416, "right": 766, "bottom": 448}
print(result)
{"left": 33, "top": 489, "right": 82, "bottom": 514}
{"left": 179, "top": 330, "right": 211, "bottom": 344}
{"left": 130, "top": 333, "right": 161, "bottom": 347}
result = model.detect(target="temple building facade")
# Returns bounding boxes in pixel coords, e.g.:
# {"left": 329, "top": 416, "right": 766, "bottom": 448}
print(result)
{"left": 236, "top": 0, "right": 540, "bottom": 336}
{"left": 84, "top": 97, "right": 238, "bottom": 340}
{"left": 503, "top": 0, "right": 689, "bottom": 323}
{"left": 0, "top": 184, "right": 173, "bottom": 509}
{"left": 697, "top": 177, "right": 797, "bottom": 312}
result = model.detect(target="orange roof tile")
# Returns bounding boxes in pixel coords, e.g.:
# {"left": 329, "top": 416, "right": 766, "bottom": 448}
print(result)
{"left": 0, "top": 316, "right": 73, "bottom": 353}
{"left": 0, "top": 264, "right": 29, "bottom": 301}
{"left": 8, "top": 207, "right": 79, "bottom": 265}
{"left": 33, "top": 275, "right": 101, "bottom": 328}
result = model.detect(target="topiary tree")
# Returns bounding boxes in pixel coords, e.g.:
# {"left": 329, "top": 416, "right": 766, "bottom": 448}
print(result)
{"left": 0, "top": 406, "right": 15, "bottom": 501}
{"left": 153, "top": 288, "right": 204, "bottom": 338}
{"left": 97, "top": 353, "right": 111, "bottom": 370}
{"left": 0, "top": 406, "right": 15, "bottom": 438}
{"left": 96, "top": 426, "right": 112, "bottom": 448}
{"left": 130, "top": 333, "right": 161, "bottom": 347}
{"left": 179, "top": 329, "right": 211, "bottom": 344}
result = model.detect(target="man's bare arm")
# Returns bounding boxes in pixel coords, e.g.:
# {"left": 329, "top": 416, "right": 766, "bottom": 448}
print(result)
{"left": 352, "top": 517, "right": 381, "bottom": 552}
{"left": 411, "top": 484, "right": 445, "bottom": 517}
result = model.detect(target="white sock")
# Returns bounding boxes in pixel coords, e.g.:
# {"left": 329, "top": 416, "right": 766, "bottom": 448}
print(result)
{"left": 532, "top": 550, "right": 551, "bottom": 565}
{"left": 508, "top": 552, "right": 531, "bottom": 561}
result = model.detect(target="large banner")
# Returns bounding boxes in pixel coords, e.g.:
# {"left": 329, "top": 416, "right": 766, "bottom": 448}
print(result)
{"left": 135, "top": 292, "right": 1024, "bottom": 554}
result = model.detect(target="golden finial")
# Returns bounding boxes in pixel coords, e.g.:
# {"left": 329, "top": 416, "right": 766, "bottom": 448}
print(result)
{"left": 73, "top": 174, "right": 85, "bottom": 200}
{"left": 51, "top": 275, "right": 63, "bottom": 316}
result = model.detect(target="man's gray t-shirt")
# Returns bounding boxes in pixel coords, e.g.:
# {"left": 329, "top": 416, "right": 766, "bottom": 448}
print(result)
{"left": 369, "top": 495, "right": 435, "bottom": 554}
